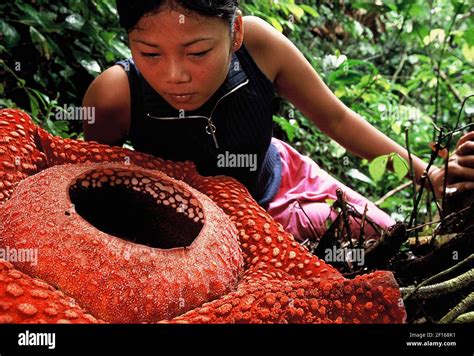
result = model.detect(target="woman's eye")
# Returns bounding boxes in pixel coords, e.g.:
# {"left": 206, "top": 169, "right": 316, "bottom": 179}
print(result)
{"left": 142, "top": 53, "right": 160, "bottom": 58}
{"left": 190, "top": 50, "right": 211, "bottom": 58}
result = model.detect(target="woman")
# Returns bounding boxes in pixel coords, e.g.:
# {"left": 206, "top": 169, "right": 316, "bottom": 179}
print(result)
{"left": 82, "top": 0, "right": 474, "bottom": 242}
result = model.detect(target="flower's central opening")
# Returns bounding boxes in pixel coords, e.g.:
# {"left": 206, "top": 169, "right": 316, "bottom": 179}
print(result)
{"left": 68, "top": 168, "right": 204, "bottom": 249}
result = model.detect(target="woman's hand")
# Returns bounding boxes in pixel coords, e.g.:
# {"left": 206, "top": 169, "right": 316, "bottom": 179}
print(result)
{"left": 429, "top": 132, "right": 474, "bottom": 198}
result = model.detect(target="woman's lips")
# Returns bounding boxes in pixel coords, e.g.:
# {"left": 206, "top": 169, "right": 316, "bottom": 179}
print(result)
{"left": 167, "top": 93, "right": 195, "bottom": 104}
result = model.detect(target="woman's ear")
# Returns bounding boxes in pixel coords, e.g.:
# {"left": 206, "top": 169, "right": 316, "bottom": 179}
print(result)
{"left": 232, "top": 10, "right": 244, "bottom": 52}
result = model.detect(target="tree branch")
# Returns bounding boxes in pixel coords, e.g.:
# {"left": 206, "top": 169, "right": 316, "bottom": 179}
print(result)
{"left": 400, "top": 269, "right": 473, "bottom": 300}
{"left": 439, "top": 292, "right": 474, "bottom": 323}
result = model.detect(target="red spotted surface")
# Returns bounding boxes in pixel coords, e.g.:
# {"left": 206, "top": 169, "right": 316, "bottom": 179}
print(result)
{"left": 0, "top": 109, "right": 407, "bottom": 323}
{"left": 0, "top": 259, "right": 102, "bottom": 324}
{"left": 1, "top": 163, "right": 243, "bottom": 323}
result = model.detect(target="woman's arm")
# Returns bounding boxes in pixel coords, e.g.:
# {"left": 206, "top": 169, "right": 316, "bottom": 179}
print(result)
{"left": 247, "top": 16, "right": 474, "bottom": 194}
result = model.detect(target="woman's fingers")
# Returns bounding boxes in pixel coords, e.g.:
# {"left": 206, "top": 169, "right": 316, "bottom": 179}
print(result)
{"left": 456, "top": 139, "right": 474, "bottom": 156}
{"left": 456, "top": 132, "right": 474, "bottom": 150}
{"left": 448, "top": 162, "right": 474, "bottom": 181}
{"left": 446, "top": 181, "right": 474, "bottom": 196}
{"left": 456, "top": 155, "right": 474, "bottom": 168}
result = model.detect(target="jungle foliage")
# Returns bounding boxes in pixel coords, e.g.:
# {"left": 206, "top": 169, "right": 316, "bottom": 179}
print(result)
{"left": 1, "top": 0, "right": 473, "bottom": 229}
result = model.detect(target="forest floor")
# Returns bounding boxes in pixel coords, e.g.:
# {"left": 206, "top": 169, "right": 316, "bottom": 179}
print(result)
{"left": 306, "top": 188, "right": 474, "bottom": 324}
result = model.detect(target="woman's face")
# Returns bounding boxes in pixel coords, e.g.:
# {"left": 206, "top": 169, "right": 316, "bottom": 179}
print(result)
{"left": 128, "top": 8, "right": 240, "bottom": 111}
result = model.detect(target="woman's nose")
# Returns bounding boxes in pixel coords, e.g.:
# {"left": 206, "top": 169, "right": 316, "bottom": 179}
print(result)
{"left": 165, "top": 59, "right": 191, "bottom": 84}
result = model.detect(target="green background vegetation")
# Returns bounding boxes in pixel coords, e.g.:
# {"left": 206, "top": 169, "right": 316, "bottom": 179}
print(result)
{"left": 1, "top": 0, "right": 473, "bottom": 230}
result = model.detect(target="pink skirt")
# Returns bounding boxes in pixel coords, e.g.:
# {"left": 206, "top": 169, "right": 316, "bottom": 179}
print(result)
{"left": 266, "top": 138, "right": 395, "bottom": 242}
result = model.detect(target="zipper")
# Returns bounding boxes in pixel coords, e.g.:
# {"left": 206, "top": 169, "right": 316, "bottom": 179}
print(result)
{"left": 147, "top": 79, "right": 250, "bottom": 149}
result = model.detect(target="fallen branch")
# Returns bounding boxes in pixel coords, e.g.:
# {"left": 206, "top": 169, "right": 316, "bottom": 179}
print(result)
{"left": 394, "top": 224, "right": 474, "bottom": 279}
{"left": 336, "top": 189, "right": 353, "bottom": 244}
{"left": 358, "top": 204, "right": 368, "bottom": 245}
{"left": 400, "top": 269, "right": 474, "bottom": 300}
{"left": 404, "top": 254, "right": 473, "bottom": 300}
{"left": 439, "top": 292, "right": 474, "bottom": 323}
{"left": 453, "top": 311, "right": 474, "bottom": 324}
{"left": 407, "top": 233, "right": 456, "bottom": 247}
{"left": 364, "top": 222, "right": 407, "bottom": 269}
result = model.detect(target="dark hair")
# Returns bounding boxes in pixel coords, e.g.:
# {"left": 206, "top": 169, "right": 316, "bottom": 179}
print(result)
{"left": 116, "top": 0, "right": 240, "bottom": 33}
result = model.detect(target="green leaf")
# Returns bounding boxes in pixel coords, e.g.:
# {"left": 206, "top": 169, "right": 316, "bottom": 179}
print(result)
{"left": 26, "top": 91, "right": 40, "bottom": 117}
{"left": 351, "top": 2, "right": 366, "bottom": 10}
{"left": 79, "top": 58, "right": 101, "bottom": 76}
{"left": 369, "top": 155, "right": 389, "bottom": 182}
{"left": 347, "top": 168, "right": 374, "bottom": 185}
{"left": 17, "top": 3, "right": 44, "bottom": 27}
{"left": 17, "top": 4, "right": 56, "bottom": 30}
{"left": 359, "top": 75, "right": 371, "bottom": 87}
{"left": 65, "top": 14, "right": 85, "bottom": 31}
{"left": 0, "top": 83, "right": 4, "bottom": 95}
{"left": 300, "top": 4, "right": 319, "bottom": 18}
{"left": 30, "top": 88, "right": 50, "bottom": 107}
{"left": 286, "top": 4, "right": 305, "bottom": 20}
{"left": 111, "top": 39, "right": 131, "bottom": 58}
{"left": 392, "top": 154, "right": 409, "bottom": 180}
{"left": 325, "top": 218, "right": 333, "bottom": 229}
{"left": 29, "top": 26, "right": 51, "bottom": 60}
{"left": 325, "top": 199, "right": 335, "bottom": 207}
{"left": 329, "top": 140, "right": 346, "bottom": 158}
{"left": 391, "top": 121, "right": 401, "bottom": 135}
{"left": 0, "top": 98, "right": 16, "bottom": 108}
{"left": 409, "top": 4, "right": 424, "bottom": 17}
{"left": 59, "top": 65, "right": 74, "bottom": 79}
{"left": 101, "top": 31, "right": 116, "bottom": 45}
{"left": 51, "top": 119, "right": 70, "bottom": 138}
{"left": 273, "top": 115, "right": 298, "bottom": 142}
{"left": 334, "top": 87, "right": 346, "bottom": 98}
{"left": 0, "top": 20, "right": 21, "bottom": 47}
{"left": 423, "top": 29, "right": 446, "bottom": 45}
{"left": 267, "top": 17, "right": 283, "bottom": 32}
{"left": 105, "top": 51, "right": 115, "bottom": 62}
{"left": 465, "top": 27, "right": 474, "bottom": 46}
{"left": 462, "top": 44, "right": 474, "bottom": 62}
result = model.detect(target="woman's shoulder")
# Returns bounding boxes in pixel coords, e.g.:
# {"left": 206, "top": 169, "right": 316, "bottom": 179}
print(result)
{"left": 82, "top": 65, "right": 131, "bottom": 145}
{"left": 84, "top": 65, "right": 130, "bottom": 104}
{"left": 242, "top": 16, "right": 282, "bottom": 84}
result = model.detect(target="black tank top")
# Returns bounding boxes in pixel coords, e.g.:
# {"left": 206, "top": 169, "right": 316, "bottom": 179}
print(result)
{"left": 116, "top": 44, "right": 281, "bottom": 206}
